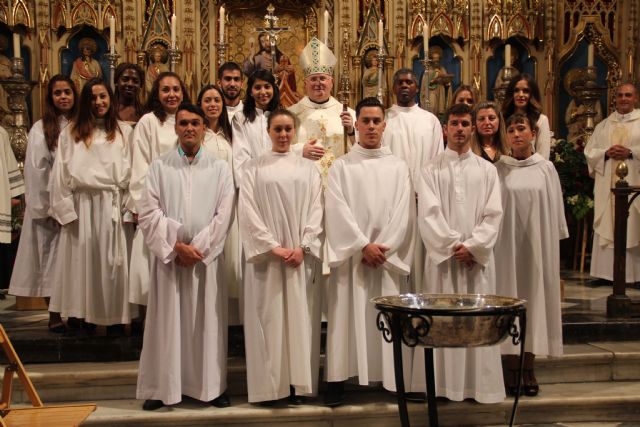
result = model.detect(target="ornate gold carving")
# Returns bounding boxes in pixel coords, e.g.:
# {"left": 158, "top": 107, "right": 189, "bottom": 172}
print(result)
{"left": 12, "top": 0, "right": 32, "bottom": 27}
{"left": 199, "top": 0, "right": 210, "bottom": 85}
{"left": 72, "top": 0, "right": 98, "bottom": 28}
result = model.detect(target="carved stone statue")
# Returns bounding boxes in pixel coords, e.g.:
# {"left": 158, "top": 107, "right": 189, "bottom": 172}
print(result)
{"left": 362, "top": 49, "right": 383, "bottom": 99}
{"left": 70, "top": 37, "right": 103, "bottom": 93}
{"left": 145, "top": 43, "right": 169, "bottom": 94}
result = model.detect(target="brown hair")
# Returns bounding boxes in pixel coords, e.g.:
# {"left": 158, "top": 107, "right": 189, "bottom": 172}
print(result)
{"left": 501, "top": 74, "right": 543, "bottom": 125}
{"left": 197, "top": 84, "right": 233, "bottom": 142}
{"left": 470, "top": 101, "right": 509, "bottom": 162}
{"left": 71, "top": 78, "right": 121, "bottom": 147}
{"left": 145, "top": 71, "right": 191, "bottom": 123}
{"left": 43, "top": 75, "right": 78, "bottom": 151}
{"left": 450, "top": 84, "right": 477, "bottom": 108}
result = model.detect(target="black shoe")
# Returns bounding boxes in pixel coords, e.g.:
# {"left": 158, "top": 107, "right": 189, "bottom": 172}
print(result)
{"left": 324, "top": 381, "right": 345, "bottom": 407}
{"left": 210, "top": 392, "right": 230, "bottom": 408}
{"left": 142, "top": 399, "right": 164, "bottom": 411}
{"left": 288, "top": 385, "right": 306, "bottom": 405}
{"left": 106, "top": 324, "right": 125, "bottom": 337}
{"left": 255, "top": 400, "right": 278, "bottom": 407}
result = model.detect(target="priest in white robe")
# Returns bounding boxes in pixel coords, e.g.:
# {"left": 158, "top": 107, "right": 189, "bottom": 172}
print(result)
{"left": 136, "top": 104, "right": 234, "bottom": 410}
{"left": 584, "top": 82, "right": 640, "bottom": 283}
{"left": 414, "top": 103, "right": 504, "bottom": 404}
{"left": 239, "top": 109, "right": 323, "bottom": 404}
{"left": 324, "top": 97, "right": 414, "bottom": 406}
{"left": 0, "top": 126, "right": 24, "bottom": 244}
{"left": 382, "top": 68, "right": 444, "bottom": 292}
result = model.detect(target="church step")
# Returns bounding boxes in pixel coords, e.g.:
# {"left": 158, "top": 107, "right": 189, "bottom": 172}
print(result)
{"left": 8, "top": 342, "right": 640, "bottom": 405}
{"left": 58, "top": 381, "right": 640, "bottom": 426}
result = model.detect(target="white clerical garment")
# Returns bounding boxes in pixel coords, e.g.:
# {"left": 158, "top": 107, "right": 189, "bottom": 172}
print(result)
{"left": 534, "top": 114, "right": 552, "bottom": 160}
{"left": 231, "top": 109, "right": 270, "bottom": 186}
{"left": 128, "top": 112, "right": 178, "bottom": 305}
{"left": 10, "top": 118, "right": 67, "bottom": 297}
{"left": 414, "top": 147, "right": 504, "bottom": 403}
{"left": 585, "top": 109, "right": 640, "bottom": 281}
{"left": 239, "top": 151, "right": 324, "bottom": 402}
{"left": 325, "top": 143, "right": 414, "bottom": 391}
{"left": 48, "top": 121, "right": 134, "bottom": 325}
{"left": 226, "top": 101, "right": 243, "bottom": 123}
{"left": 203, "top": 129, "right": 242, "bottom": 325}
{"left": 0, "top": 126, "right": 24, "bottom": 243}
{"left": 136, "top": 148, "right": 234, "bottom": 405}
{"left": 495, "top": 154, "right": 569, "bottom": 357}
{"left": 383, "top": 104, "right": 444, "bottom": 292}
{"left": 289, "top": 96, "right": 355, "bottom": 182}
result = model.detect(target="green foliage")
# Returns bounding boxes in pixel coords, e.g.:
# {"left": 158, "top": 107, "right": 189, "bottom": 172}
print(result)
{"left": 551, "top": 138, "right": 594, "bottom": 220}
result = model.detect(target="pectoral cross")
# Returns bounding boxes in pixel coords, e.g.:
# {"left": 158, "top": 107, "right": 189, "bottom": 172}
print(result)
{"left": 254, "top": 4, "right": 289, "bottom": 75}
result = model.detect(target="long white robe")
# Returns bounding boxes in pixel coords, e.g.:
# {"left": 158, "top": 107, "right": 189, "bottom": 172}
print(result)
{"left": 534, "top": 114, "right": 552, "bottom": 160}
{"left": 585, "top": 109, "right": 640, "bottom": 282}
{"left": 495, "top": 154, "right": 569, "bottom": 356}
{"left": 48, "top": 121, "right": 134, "bottom": 325}
{"left": 325, "top": 143, "right": 414, "bottom": 391}
{"left": 9, "top": 119, "right": 67, "bottom": 297}
{"left": 414, "top": 147, "right": 504, "bottom": 403}
{"left": 128, "top": 112, "right": 178, "bottom": 305}
{"left": 226, "top": 101, "right": 243, "bottom": 123}
{"left": 0, "top": 126, "right": 24, "bottom": 243}
{"left": 383, "top": 104, "right": 444, "bottom": 293}
{"left": 136, "top": 148, "right": 234, "bottom": 405}
{"left": 239, "top": 151, "right": 324, "bottom": 402}
{"left": 231, "top": 109, "right": 270, "bottom": 186}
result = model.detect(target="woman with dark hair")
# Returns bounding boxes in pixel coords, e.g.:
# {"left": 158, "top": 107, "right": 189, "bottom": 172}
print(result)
{"left": 128, "top": 71, "right": 189, "bottom": 310}
{"left": 232, "top": 69, "right": 280, "bottom": 185}
{"left": 470, "top": 101, "right": 509, "bottom": 163}
{"left": 501, "top": 74, "right": 552, "bottom": 159}
{"left": 114, "top": 63, "right": 145, "bottom": 124}
{"left": 48, "top": 78, "right": 134, "bottom": 335}
{"left": 9, "top": 75, "right": 77, "bottom": 333}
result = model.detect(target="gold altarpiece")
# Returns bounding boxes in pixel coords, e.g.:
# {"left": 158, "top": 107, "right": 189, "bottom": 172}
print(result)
{"left": 1, "top": 0, "right": 639, "bottom": 145}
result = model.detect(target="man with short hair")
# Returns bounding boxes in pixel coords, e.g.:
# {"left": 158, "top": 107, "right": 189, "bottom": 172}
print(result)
{"left": 585, "top": 82, "right": 640, "bottom": 283}
{"left": 415, "top": 103, "right": 504, "bottom": 403}
{"left": 136, "top": 103, "right": 235, "bottom": 411}
{"left": 217, "top": 62, "right": 244, "bottom": 121}
{"left": 383, "top": 67, "right": 443, "bottom": 290}
{"left": 324, "top": 97, "right": 414, "bottom": 406}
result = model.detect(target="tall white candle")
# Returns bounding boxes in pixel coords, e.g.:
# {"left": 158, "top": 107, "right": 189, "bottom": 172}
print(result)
{"left": 587, "top": 43, "right": 594, "bottom": 67}
{"left": 323, "top": 10, "right": 329, "bottom": 45}
{"left": 378, "top": 19, "right": 384, "bottom": 50}
{"left": 504, "top": 43, "right": 511, "bottom": 67}
{"left": 171, "top": 14, "right": 177, "bottom": 48}
{"left": 109, "top": 15, "right": 116, "bottom": 53}
{"left": 423, "top": 22, "right": 429, "bottom": 57}
{"left": 12, "top": 33, "right": 20, "bottom": 59}
{"left": 219, "top": 6, "right": 225, "bottom": 43}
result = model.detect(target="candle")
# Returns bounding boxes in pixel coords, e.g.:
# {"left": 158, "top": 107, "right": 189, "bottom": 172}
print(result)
{"left": 171, "top": 14, "right": 177, "bottom": 48}
{"left": 504, "top": 43, "right": 511, "bottom": 67}
{"left": 219, "top": 6, "right": 225, "bottom": 43}
{"left": 323, "top": 10, "right": 329, "bottom": 45}
{"left": 378, "top": 19, "right": 383, "bottom": 50}
{"left": 587, "top": 43, "right": 594, "bottom": 67}
{"left": 12, "top": 33, "right": 20, "bottom": 59}
{"left": 423, "top": 22, "right": 429, "bottom": 57}
{"left": 109, "top": 15, "right": 116, "bottom": 53}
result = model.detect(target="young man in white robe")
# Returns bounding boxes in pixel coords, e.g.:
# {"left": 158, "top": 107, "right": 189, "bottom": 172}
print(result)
{"left": 217, "top": 62, "right": 244, "bottom": 122}
{"left": 415, "top": 102, "right": 504, "bottom": 403}
{"left": 324, "top": 97, "right": 415, "bottom": 406}
{"left": 382, "top": 68, "right": 444, "bottom": 291}
{"left": 584, "top": 82, "right": 640, "bottom": 283}
{"left": 136, "top": 103, "right": 235, "bottom": 411}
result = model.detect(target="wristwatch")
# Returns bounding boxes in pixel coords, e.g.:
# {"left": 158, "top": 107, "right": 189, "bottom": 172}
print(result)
{"left": 300, "top": 244, "right": 311, "bottom": 254}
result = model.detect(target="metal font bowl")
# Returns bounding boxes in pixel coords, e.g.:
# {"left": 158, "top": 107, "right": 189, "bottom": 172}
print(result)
{"left": 372, "top": 293, "right": 526, "bottom": 348}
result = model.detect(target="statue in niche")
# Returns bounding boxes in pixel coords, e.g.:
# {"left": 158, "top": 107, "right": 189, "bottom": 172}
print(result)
{"left": 564, "top": 69, "right": 603, "bottom": 145}
{"left": 145, "top": 43, "right": 169, "bottom": 94}
{"left": 243, "top": 32, "right": 283, "bottom": 77}
{"left": 362, "top": 49, "right": 384, "bottom": 99}
{"left": 70, "top": 37, "right": 103, "bottom": 93}
{"left": 275, "top": 54, "right": 300, "bottom": 108}
{"left": 494, "top": 44, "right": 521, "bottom": 91}
{"left": 0, "top": 35, "right": 13, "bottom": 127}
{"left": 426, "top": 46, "right": 451, "bottom": 117}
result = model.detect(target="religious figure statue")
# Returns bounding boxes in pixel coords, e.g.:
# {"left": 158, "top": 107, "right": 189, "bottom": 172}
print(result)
{"left": 494, "top": 44, "right": 520, "bottom": 91}
{"left": 0, "top": 35, "right": 13, "bottom": 127}
{"left": 564, "top": 69, "right": 603, "bottom": 144}
{"left": 425, "top": 46, "right": 450, "bottom": 117}
{"left": 362, "top": 49, "right": 384, "bottom": 99}
{"left": 145, "top": 43, "right": 169, "bottom": 95}
{"left": 243, "top": 32, "right": 283, "bottom": 77}
{"left": 70, "top": 37, "right": 103, "bottom": 93}
{"left": 275, "top": 55, "right": 300, "bottom": 107}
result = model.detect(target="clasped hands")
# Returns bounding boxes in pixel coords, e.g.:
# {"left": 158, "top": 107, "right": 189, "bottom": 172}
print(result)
{"left": 453, "top": 244, "right": 476, "bottom": 269}
{"left": 272, "top": 246, "right": 304, "bottom": 268}
{"left": 361, "top": 243, "right": 389, "bottom": 268}
{"left": 174, "top": 241, "right": 203, "bottom": 267}
{"left": 606, "top": 144, "right": 632, "bottom": 161}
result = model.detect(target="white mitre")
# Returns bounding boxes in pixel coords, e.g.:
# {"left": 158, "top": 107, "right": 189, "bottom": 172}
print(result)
{"left": 299, "top": 37, "right": 337, "bottom": 77}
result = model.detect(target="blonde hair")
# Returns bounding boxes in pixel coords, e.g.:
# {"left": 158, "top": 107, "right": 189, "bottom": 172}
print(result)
{"left": 470, "top": 101, "right": 509, "bottom": 162}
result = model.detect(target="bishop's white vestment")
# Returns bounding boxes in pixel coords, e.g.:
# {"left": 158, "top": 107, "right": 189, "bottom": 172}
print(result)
{"left": 414, "top": 147, "right": 504, "bottom": 403}
{"left": 584, "top": 109, "right": 640, "bottom": 282}
{"left": 48, "top": 122, "right": 134, "bottom": 325}
{"left": 136, "top": 148, "right": 234, "bottom": 405}
{"left": 325, "top": 143, "right": 414, "bottom": 391}
{"left": 495, "top": 154, "right": 569, "bottom": 356}
{"left": 382, "top": 104, "right": 444, "bottom": 292}
{"left": 239, "top": 150, "right": 324, "bottom": 402}
{"left": 127, "top": 112, "right": 178, "bottom": 305}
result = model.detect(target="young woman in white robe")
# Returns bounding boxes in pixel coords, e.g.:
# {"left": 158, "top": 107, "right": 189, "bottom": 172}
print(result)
{"left": 48, "top": 78, "right": 134, "bottom": 332}
{"left": 502, "top": 74, "right": 552, "bottom": 160}
{"left": 239, "top": 109, "right": 324, "bottom": 404}
{"left": 198, "top": 84, "right": 243, "bottom": 325}
{"left": 231, "top": 69, "right": 280, "bottom": 186}
{"left": 495, "top": 113, "right": 569, "bottom": 396}
{"left": 9, "top": 75, "right": 77, "bottom": 333}
{"left": 127, "top": 72, "right": 189, "bottom": 309}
